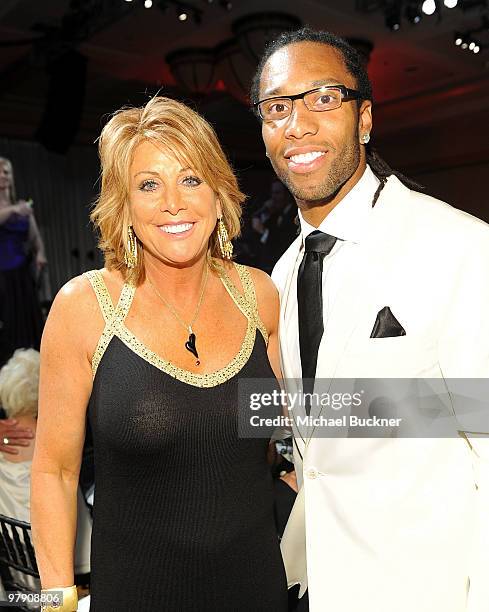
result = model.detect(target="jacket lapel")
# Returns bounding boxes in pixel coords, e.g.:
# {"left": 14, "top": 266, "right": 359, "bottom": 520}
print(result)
{"left": 275, "top": 237, "right": 314, "bottom": 440}
{"left": 310, "top": 177, "right": 412, "bottom": 421}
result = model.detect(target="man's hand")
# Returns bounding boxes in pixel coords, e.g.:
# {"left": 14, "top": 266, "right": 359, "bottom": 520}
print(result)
{"left": 0, "top": 419, "right": 35, "bottom": 455}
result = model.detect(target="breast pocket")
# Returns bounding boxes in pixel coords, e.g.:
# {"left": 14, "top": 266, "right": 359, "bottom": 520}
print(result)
{"left": 341, "top": 335, "right": 440, "bottom": 378}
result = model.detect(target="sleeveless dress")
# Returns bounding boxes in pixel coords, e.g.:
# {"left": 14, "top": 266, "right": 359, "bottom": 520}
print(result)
{"left": 84, "top": 264, "right": 288, "bottom": 612}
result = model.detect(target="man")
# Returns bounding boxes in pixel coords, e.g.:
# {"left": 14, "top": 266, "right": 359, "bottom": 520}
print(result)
{"left": 251, "top": 179, "right": 298, "bottom": 272}
{"left": 251, "top": 28, "right": 489, "bottom": 612}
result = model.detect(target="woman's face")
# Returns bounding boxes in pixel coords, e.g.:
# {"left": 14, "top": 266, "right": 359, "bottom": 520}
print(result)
{"left": 128, "top": 140, "right": 221, "bottom": 268}
{"left": 0, "top": 162, "right": 12, "bottom": 192}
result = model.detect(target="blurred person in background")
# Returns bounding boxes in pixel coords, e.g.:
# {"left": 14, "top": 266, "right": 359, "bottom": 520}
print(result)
{"left": 0, "top": 349, "right": 92, "bottom": 582}
{"left": 251, "top": 179, "right": 298, "bottom": 273}
{"left": 0, "top": 417, "right": 35, "bottom": 456}
{"left": 0, "top": 157, "right": 47, "bottom": 367}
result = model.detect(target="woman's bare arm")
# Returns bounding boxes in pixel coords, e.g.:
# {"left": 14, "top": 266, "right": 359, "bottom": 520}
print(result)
{"left": 31, "top": 276, "right": 100, "bottom": 588}
{"left": 0, "top": 202, "right": 30, "bottom": 225}
{"left": 28, "top": 213, "right": 47, "bottom": 257}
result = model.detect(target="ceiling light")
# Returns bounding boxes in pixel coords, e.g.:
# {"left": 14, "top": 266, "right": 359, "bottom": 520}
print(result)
{"left": 444, "top": 0, "right": 458, "bottom": 7}
{"left": 474, "top": 45, "right": 480, "bottom": 53}
{"left": 144, "top": 0, "right": 152, "bottom": 6}
{"left": 405, "top": 4, "right": 422, "bottom": 23}
{"left": 461, "top": 41, "right": 468, "bottom": 49}
{"left": 469, "top": 41, "right": 475, "bottom": 49}
{"left": 385, "top": 6, "right": 401, "bottom": 30}
{"left": 454, "top": 33, "right": 463, "bottom": 45}
{"left": 178, "top": 9, "right": 188, "bottom": 20}
{"left": 421, "top": 0, "right": 436, "bottom": 15}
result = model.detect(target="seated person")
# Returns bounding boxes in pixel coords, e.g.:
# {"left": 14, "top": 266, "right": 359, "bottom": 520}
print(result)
{"left": 0, "top": 349, "right": 92, "bottom": 580}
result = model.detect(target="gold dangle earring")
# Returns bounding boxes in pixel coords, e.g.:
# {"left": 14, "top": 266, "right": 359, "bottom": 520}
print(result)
{"left": 217, "top": 217, "right": 233, "bottom": 260}
{"left": 124, "top": 225, "right": 138, "bottom": 269}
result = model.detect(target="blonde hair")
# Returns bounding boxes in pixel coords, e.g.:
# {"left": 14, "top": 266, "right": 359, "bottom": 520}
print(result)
{"left": 0, "top": 349, "right": 40, "bottom": 418}
{"left": 91, "top": 96, "right": 246, "bottom": 284}
{"left": 0, "top": 157, "right": 17, "bottom": 205}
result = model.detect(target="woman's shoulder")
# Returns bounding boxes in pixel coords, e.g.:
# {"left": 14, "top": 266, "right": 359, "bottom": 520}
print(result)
{"left": 48, "top": 268, "right": 124, "bottom": 333}
{"left": 54, "top": 268, "right": 124, "bottom": 309}
{"left": 241, "top": 264, "right": 279, "bottom": 302}
{"left": 234, "top": 264, "right": 279, "bottom": 335}
{"left": 44, "top": 269, "right": 126, "bottom": 361}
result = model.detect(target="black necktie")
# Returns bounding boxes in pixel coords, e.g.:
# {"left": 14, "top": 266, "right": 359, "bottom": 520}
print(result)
{"left": 298, "top": 230, "right": 337, "bottom": 410}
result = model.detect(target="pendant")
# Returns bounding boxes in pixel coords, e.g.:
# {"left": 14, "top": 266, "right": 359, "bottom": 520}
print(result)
{"left": 185, "top": 332, "right": 200, "bottom": 365}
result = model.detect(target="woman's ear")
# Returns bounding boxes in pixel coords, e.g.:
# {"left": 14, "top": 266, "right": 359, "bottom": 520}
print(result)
{"left": 216, "top": 197, "right": 222, "bottom": 219}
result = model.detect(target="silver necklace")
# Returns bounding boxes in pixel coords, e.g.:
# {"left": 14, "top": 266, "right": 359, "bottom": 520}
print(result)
{"left": 147, "top": 266, "right": 209, "bottom": 366}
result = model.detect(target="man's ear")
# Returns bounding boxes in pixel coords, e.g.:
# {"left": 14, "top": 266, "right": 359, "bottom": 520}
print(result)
{"left": 358, "top": 100, "right": 373, "bottom": 139}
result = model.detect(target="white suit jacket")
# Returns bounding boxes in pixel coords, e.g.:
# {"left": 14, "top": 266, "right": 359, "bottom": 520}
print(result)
{"left": 272, "top": 175, "right": 489, "bottom": 612}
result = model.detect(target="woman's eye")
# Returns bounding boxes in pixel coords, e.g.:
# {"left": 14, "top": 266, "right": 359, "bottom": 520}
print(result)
{"left": 181, "top": 175, "right": 202, "bottom": 187}
{"left": 139, "top": 179, "right": 159, "bottom": 192}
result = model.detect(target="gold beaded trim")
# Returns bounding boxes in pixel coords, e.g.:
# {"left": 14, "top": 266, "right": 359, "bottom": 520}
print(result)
{"left": 237, "top": 264, "right": 268, "bottom": 345}
{"left": 84, "top": 265, "right": 268, "bottom": 387}
{"left": 84, "top": 271, "right": 137, "bottom": 376}
{"left": 220, "top": 264, "right": 269, "bottom": 346}
{"left": 84, "top": 270, "right": 115, "bottom": 323}
{"left": 115, "top": 316, "right": 255, "bottom": 388}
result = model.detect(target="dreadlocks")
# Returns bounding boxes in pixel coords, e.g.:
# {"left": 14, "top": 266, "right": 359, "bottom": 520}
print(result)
{"left": 366, "top": 146, "right": 423, "bottom": 205}
{"left": 252, "top": 27, "right": 423, "bottom": 204}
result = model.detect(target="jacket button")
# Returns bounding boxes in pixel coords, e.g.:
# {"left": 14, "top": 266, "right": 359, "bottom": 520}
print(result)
{"left": 306, "top": 467, "right": 318, "bottom": 480}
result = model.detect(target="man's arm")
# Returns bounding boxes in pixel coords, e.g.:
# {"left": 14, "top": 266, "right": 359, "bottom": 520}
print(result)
{"left": 438, "top": 226, "right": 489, "bottom": 612}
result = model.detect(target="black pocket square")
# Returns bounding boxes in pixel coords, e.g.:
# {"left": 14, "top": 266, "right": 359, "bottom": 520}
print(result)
{"left": 370, "top": 306, "right": 406, "bottom": 338}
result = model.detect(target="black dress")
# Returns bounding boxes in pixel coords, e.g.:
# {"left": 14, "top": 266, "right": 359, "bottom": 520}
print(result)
{"left": 85, "top": 265, "right": 288, "bottom": 611}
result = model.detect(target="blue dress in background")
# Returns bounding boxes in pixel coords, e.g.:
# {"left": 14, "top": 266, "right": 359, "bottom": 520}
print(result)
{"left": 0, "top": 213, "right": 43, "bottom": 366}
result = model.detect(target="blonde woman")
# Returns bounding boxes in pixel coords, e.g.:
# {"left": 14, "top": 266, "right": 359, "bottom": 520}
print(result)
{"left": 31, "top": 97, "right": 287, "bottom": 611}
{"left": 0, "top": 158, "right": 46, "bottom": 366}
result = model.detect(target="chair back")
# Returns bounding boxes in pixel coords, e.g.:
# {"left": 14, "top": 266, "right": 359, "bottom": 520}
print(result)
{"left": 0, "top": 513, "right": 39, "bottom": 610}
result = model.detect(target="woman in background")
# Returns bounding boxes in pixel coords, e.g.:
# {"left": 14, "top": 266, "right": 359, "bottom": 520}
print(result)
{"left": 0, "top": 349, "right": 91, "bottom": 584}
{"left": 0, "top": 158, "right": 46, "bottom": 367}
{"left": 31, "top": 97, "right": 287, "bottom": 611}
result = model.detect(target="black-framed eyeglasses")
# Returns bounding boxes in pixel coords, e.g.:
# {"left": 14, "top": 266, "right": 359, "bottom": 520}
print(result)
{"left": 253, "top": 85, "right": 362, "bottom": 121}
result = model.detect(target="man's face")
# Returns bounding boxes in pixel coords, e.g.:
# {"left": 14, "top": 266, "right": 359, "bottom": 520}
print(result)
{"left": 259, "top": 42, "right": 372, "bottom": 205}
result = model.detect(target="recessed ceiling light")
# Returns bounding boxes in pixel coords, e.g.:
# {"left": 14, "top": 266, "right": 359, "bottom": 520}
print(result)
{"left": 421, "top": 0, "right": 436, "bottom": 15}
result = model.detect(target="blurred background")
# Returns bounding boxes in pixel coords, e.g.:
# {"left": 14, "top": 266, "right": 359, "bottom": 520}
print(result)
{"left": 1, "top": 0, "right": 488, "bottom": 297}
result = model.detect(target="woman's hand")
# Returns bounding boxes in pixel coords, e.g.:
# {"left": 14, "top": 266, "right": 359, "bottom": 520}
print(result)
{"left": 13, "top": 200, "right": 33, "bottom": 217}
{"left": 0, "top": 419, "right": 35, "bottom": 455}
{"left": 36, "top": 251, "right": 48, "bottom": 272}
{"left": 280, "top": 469, "right": 298, "bottom": 493}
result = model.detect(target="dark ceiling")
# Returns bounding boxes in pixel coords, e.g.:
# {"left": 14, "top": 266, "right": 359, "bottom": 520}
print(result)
{"left": 1, "top": 0, "right": 488, "bottom": 156}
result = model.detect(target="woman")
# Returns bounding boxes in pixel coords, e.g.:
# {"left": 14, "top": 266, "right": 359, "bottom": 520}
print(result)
{"left": 0, "top": 349, "right": 40, "bottom": 521}
{"left": 31, "top": 97, "right": 287, "bottom": 611}
{"left": 0, "top": 157, "right": 46, "bottom": 367}
{"left": 0, "top": 349, "right": 91, "bottom": 594}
